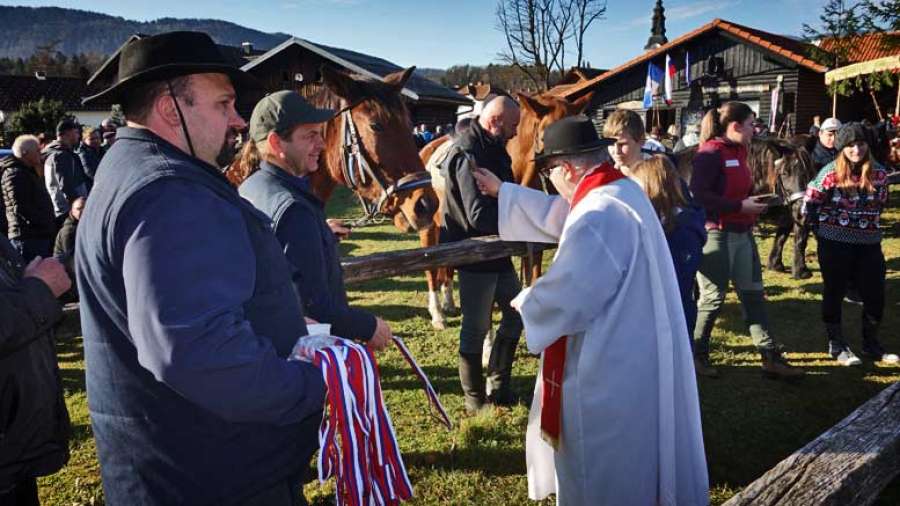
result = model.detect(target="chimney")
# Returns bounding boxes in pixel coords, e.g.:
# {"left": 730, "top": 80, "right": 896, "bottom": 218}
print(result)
{"left": 645, "top": 0, "right": 668, "bottom": 50}
{"left": 34, "top": 70, "right": 47, "bottom": 80}
{"left": 241, "top": 42, "right": 253, "bottom": 55}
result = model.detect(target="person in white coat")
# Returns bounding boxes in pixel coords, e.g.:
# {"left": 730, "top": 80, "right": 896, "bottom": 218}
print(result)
{"left": 473, "top": 116, "right": 709, "bottom": 505}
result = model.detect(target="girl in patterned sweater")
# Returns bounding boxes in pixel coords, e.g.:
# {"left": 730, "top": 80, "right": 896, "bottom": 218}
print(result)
{"left": 803, "top": 122, "right": 898, "bottom": 366}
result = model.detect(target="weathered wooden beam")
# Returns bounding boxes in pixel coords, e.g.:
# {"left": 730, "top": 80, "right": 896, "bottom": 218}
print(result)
{"left": 723, "top": 382, "right": 900, "bottom": 506}
{"left": 342, "top": 236, "right": 555, "bottom": 284}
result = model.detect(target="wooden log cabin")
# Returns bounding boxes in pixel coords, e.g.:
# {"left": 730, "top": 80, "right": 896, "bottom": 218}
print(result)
{"left": 547, "top": 17, "right": 831, "bottom": 138}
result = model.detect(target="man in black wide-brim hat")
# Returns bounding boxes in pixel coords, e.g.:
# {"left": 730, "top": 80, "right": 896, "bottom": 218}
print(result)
{"left": 76, "top": 31, "right": 326, "bottom": 505}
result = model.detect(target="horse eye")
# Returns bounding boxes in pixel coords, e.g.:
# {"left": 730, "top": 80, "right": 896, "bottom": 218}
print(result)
{"left": 370, "top": 122, "right": 383, "bottom": 132}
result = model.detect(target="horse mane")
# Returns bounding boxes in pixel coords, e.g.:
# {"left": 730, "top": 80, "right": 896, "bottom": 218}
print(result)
{"left": 306, "top": 72, "right": 408, "bottom": 121}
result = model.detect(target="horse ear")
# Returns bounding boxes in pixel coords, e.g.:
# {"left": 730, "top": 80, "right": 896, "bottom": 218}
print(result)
{"left": 384, "top": 66, "right": 416, "bottom": 91}
{"left": 321, "top": 65, "right": 361, "bottom": 101}
{"left": 517, "top": 92, "right": 551, "bottom": 117}
{"left": 569, "top": 91, "right": 594, "bottom": 114}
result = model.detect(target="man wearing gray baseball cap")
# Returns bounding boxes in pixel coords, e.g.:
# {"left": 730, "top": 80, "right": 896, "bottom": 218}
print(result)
{"left": 812, "top": 117, "right": 843, "bottom": 171}
{"left": 238, "top": 90, "right": 393, "bottom": 350}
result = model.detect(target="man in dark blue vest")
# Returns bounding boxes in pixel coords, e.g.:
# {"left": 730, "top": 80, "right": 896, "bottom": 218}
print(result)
{"left": 76, "top": 32, "right": 325, "bottom": 505}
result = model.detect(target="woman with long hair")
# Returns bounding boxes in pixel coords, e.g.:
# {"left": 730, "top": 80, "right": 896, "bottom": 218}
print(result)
{"left": 631, "top": 155, "right": 706, "bottom": 341}
{"left": 803, "top": 123, "right": 897, "bottom": 365}
{"left": 689, "top": 102, "right": 803, "bottom": 379}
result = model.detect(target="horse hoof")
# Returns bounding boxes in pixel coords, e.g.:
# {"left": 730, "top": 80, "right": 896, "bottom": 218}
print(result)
{"left": 441, "top": 306, "right": 460, "bottom": 317}
{"left": 431, "top": 319, "right": 446, "bottom": 330}
{"left": 767, "top": 264, "right": 787, "bottom": 273}
{"left": 793, "top": 270, "right": 813, "bottom": 280}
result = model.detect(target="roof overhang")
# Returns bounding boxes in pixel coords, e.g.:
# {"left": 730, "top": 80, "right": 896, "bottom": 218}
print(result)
{"left": 825, "top": 55, "right": 900, "bottom": 84}
{"left": 241, "top": 37, "right": 420, "bottom": 101}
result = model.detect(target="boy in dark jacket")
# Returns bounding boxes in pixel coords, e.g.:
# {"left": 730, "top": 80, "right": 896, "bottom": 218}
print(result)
{"left": 0, "top": 235, "right": 72, "bottom": 506}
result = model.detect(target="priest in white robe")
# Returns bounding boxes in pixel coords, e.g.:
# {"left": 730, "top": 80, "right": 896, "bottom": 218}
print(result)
{"left": 473, "top": 116, "right": 709, "bottom": 505}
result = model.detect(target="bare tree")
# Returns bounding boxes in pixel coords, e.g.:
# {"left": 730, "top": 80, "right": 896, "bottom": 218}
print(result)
{"left": 496, "top": 0, "right": 575, "bottom": 90}
{"left": 572, "top": 0, "right": 607, "bottom": 68}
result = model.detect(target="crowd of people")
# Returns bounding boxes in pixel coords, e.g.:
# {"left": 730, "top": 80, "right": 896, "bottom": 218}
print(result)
{"left": 2, "top": 29, "right": 900, "bottom": 506}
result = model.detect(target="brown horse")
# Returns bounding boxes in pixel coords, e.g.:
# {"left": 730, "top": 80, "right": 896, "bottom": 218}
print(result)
{"left": 228, "top": 66, "right": 438, "bottom": 235}
{"left": 418, "top": 91, "right": 594, "bottom": 329}
{"left": 673, "top": 136, "right": 816, "bottom": 278}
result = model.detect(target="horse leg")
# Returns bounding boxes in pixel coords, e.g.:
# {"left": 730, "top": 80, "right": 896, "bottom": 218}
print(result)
{"left": 420, "top": 226, "right": 446, "bottom": 330}
{"left": 530, "top": 250, "right": 543, "bottom": 284}
{"left": 767, "top": 213, "right": 790, "bottom": 272}
{"left": 440, "top": 268, "right": 458, "bottom": 316}
{"left": 792, "top": 222, "right": 812, "bottom": 279}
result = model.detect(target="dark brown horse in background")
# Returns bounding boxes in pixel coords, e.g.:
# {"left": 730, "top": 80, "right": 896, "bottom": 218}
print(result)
{"left": 227, "top": 66, "right": 438, "bottom": 236}
{"left": 418, "top": 91, "right": 594, "bottom": 329}
{"left": 673, "top": 136, "right": 816, "bottom": 279}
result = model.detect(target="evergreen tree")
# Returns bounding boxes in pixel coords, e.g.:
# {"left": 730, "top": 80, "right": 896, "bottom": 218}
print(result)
{"left": 5, "top": 99, "right": 70, "bottom": 139}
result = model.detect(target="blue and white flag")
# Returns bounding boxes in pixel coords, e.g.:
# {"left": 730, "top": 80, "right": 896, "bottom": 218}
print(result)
{"left": 685, "top": 51, "right": 691, "bottom": 83}
{"left": 643, "top": 61, "right": 664, "bottom": 109}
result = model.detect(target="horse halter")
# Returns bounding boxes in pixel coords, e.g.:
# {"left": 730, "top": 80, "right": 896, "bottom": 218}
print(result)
{"left": 340, "top": 107, "right": 432, "bottom": 229}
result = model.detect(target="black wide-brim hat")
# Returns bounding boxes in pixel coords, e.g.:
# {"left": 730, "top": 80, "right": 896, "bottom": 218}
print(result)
{"left": 82, "top": 31, "right": 262, "bottom": 105}
{"left": 533, "top": 115, "right": 614, "bottom": 164}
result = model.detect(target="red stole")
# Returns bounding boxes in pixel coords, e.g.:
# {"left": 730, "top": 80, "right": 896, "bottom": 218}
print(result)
{"left": 541, "top": 161, "right": 625, "bottom": 449}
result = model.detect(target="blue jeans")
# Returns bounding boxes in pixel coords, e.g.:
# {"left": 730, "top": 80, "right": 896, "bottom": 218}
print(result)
{"left": 457, "top": 267, "right": 523, "bottom": 355}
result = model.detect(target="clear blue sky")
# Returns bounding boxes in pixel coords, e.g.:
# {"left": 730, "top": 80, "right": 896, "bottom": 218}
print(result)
{"left": 3, "top": 0, "right": 827, "bottom": 69}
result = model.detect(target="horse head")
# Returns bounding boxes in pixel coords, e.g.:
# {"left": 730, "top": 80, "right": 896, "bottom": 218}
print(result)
{"left": 749, "top": 137, "right": 815, "bottom": 206}
{"left": 313, "top": 66, "right": 438, "bottom": 233}
{"left": 508, "top": 91, "right": 594, "bottom": 189}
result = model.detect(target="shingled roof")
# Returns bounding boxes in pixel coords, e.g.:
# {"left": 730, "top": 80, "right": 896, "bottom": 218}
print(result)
{"left": 242, "top": 37, "right": 470, "bottom": 105}
{"left": 819, "top": 31, "right": 900, "bottom": 63}
{"left": 550, "top": 18, "right": 827, "bottom": 98}
{"left": 0, "top": 74, "right": 114, "bottom": 112}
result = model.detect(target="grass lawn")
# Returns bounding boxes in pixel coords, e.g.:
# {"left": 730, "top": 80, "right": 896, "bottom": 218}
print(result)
{"left": 42, "top": 186, "right": 900, "bottom": 505}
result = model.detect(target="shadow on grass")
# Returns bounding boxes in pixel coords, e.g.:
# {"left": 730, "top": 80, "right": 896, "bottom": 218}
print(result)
{"left": 403, "top": 446, "right": 526, "bottom": 477}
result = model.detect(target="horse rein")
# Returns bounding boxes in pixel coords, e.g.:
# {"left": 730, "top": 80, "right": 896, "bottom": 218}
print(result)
{"left": 340, "top": 107, "right": 432, "bottom": 229}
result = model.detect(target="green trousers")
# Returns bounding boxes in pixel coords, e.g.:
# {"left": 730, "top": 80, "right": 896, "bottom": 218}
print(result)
{"left": 693, "top": 230, "right": 776, "bottom": 355}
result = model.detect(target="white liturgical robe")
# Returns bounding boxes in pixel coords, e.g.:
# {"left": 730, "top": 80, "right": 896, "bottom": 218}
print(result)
{"left": 498, "top": 178, "right": 709, "bottom": 505}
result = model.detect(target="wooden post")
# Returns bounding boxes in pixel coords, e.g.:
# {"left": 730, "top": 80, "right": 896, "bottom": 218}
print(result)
{"left": 723, "top": 382, "right": 900, "bottom": 506}
{"left": 870, "top": 87, "right": 884, "bottom": 122}
{"left": 895, "top": 82, "right": 899, "bottom": 117}
{"left": 832, "top": 92, "right": 838, "bottom": 118}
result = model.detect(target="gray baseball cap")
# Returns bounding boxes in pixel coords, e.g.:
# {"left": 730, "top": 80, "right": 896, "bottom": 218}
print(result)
{"left": 249, "top": 90, "right": 335, "bottom": 143}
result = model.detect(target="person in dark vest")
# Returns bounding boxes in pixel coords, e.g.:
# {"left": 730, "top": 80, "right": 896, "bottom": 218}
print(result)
{"left": 76, "top": 32, "right": 325, "bottom": 506}
{"left": 440, "top": 95, "right": 523, "bottom": 412}
{"left": 237, "top": 91, "right": 392, "bottom": 350}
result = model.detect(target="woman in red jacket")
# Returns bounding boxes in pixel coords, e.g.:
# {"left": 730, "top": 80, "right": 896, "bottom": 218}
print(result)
{"left": 689, "top": 102, "right": 803, "bottom": 379}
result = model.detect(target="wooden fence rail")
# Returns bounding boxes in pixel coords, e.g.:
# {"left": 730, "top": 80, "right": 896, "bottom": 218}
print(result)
{"left": 342, "top": 236, "right": 555, "bottom": 284}
{"left": 723, "top": 381, "right": 900, "bottom": 506}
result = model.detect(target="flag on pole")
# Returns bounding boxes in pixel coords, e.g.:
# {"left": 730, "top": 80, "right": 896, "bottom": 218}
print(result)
{"left": 643, "top": 62, "right": 664, "bottom": 109}
{"left": 685, "top": 51, "right": 691, "bottom": 83}
{"left": 664, "top": 54, "right": 676, "bottom": 105}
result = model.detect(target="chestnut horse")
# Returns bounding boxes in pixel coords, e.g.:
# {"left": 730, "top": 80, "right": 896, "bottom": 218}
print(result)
{"left": 228, "top": 65, "right": 438, "bottom": 237}
{"left": 418, "top": 91, "right": 593, "bottom": 329}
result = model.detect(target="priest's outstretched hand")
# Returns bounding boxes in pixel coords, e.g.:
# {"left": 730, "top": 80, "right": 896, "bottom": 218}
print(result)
{"left": 472, "top": 167, "right": 502, "bottom": 197}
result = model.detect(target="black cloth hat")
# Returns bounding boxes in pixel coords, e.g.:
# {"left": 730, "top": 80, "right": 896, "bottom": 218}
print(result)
{"left": 533, "top": 115, "right": 614, "bottom": 163}
{"left": 56, "top": 119, "right": 80, "bottom": 135}
{"left": 835, "top": 122, "right": 868, "bottom": 152}
{"left": 82, "top": 31, "right": 261, "bottom": 105}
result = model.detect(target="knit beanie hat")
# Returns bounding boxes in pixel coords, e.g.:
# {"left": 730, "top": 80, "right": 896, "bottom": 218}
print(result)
{"left": 835, "top": 123, "right": 867, "bottom": 151}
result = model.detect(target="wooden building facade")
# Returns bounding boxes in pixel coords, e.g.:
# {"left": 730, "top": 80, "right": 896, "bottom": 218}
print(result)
{"left": 549, "top": 19, "right": 830, "bottom": 138}
{"left": 240, "top": 38, "right": 470, "bottom": 129}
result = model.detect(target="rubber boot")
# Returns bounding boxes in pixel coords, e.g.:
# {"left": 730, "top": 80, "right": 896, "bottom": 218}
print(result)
{"left": 760, "top": 348, "right": 805, "bottom": 380}
{"left": 486, "top": 336, "right": 520, "bottom": 406}
{"left": 458, "top": 353, "right": 487, "bottom": 414}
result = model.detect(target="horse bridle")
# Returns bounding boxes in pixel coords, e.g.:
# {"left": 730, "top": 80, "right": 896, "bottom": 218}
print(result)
{"left": 340, "top": 106, "right": 432, "bottom": 229}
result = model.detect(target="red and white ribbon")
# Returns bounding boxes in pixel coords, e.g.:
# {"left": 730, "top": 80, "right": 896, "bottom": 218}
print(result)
{"left": 303, "top": 337, "right": 413, "bottom": 506}
{"left": 391, "top": 336, "right": 452, "bottom": 431}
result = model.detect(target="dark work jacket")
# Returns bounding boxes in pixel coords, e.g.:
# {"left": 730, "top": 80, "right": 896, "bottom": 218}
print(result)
{"left": 0, "top": 157, "right": 56, "bottom": 241}
{"left": 811, "top": 140, "right": 837, "bottom": 172}
{"left": 440, "top": 120, "right": 515, "bottom": 272}
{"left": 53, "top": 215, "right": 78, "bottom": 258}
{"left": 239, "top": 162, "right": 376, "bottom": 341}
{"left": 0, "top": 235, "right": 70, "bottom": 488}
{"left": 42, "top": 141, "right": 87, "bottom": 218}
{"left": 75, "top": 127, "right": 325, "bottom": 506}
{"left": 75, "top": 144, "right": 103, "bottom": 191}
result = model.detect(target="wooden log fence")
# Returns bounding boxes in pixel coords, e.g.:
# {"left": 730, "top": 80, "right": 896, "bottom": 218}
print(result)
{"left": 341, "top": 235, "right": 555, "bottom": 284}
{"left": 723, "top": 381, "right": 900, "bottom": 506}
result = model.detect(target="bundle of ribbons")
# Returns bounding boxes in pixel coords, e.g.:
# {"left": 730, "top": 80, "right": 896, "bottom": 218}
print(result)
{"left": 292, "top": 335, "right": 451, "bottom": 506}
